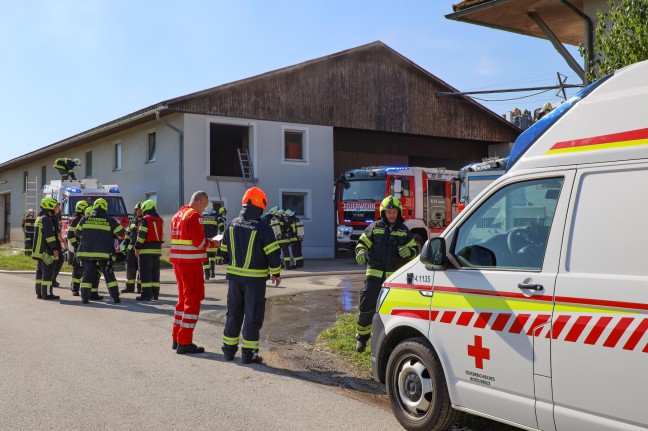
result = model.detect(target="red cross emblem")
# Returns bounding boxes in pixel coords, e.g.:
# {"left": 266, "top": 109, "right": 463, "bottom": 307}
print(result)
{"left": 467, "top": 335, "right": 490, "bottom": 369}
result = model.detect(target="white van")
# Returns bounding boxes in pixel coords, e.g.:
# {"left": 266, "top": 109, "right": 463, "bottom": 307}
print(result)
{"left": 371, "top": 60, "right": 648, "bottom": 431}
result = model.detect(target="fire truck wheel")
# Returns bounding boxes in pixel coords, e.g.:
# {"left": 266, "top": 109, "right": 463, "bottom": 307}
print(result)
{"left": 386, "top": 337, "right": 457, "bottom": 431}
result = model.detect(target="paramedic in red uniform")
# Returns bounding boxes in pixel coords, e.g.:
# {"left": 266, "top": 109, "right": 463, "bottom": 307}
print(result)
{"left": 170, "top": 191, "right": 218, "bottom": 354}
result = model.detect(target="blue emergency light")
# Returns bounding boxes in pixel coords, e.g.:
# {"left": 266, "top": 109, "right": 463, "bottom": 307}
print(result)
{"left": 109, "top": 187, "right": 120, "bottom": 193}
{"left": 65, "top": 187, "right": 81, "bottom": 193}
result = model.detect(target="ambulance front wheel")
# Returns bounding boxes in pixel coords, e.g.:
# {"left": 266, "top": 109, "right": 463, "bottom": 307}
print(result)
{"left": 386, "top": 338, "right": 457, "bottom": 431}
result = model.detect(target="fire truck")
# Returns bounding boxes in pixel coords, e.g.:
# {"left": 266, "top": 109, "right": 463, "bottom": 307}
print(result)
{"left": 457, "top": 156, "right": 508, "bottom": 208}
{"left": 334, "top": 166, "right": 459, "bottom": 254}
{"left": 42, "top": 178, "right": 129, "bottom": 252}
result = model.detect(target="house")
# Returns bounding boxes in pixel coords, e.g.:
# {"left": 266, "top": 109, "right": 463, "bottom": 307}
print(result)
{"left": 0, "top": 41, "right": 520, "bottom": 257}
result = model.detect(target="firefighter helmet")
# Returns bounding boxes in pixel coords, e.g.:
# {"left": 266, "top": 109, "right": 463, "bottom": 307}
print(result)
{"left": 134, "top": 202, "right": 142, "bottom": 211}
{"left": 242, "top": 187, "right": 267, "bottom": 210}
{"left": 380, "top": 196, "right": 402, "bottom": 214}
{"left": 268, "top": 206, "right": 280, "bottom": 215}
{"left": 93, "top": 198, "right": 108, "bottom": 211}
{"left": 218, "top": 207, "right": 227, "bottom": 215}
{"left": 75, "top": 200, "right": 89, "bottom": 213}
{"left": 40, "top": 197, "right": 58, "bottom": 211}
{"left": 85, "top": 207, "right": 94, "bottom": 215}
{"left": 285, "top": 209, "right": 295, "bottom": 217}
{"left": 141, "top": 199, "right": 156, "bottom": 212}
{"left": 73, "top": 158, "right": 81, "bottom": 166}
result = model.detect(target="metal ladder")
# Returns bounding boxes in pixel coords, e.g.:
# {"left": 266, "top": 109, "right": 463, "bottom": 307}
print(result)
{"left": 237, "top": 148, "right": 256, "bottom": 188}
{"left": 24, "top": 176, "right": 39, "bottom": 216}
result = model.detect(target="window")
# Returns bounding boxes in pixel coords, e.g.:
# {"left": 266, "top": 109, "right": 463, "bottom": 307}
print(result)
{"left": 114, "top": 142, "right": 122, "bottom": 171}
{"left": 283, "top": 127, "right": 308, "bottom": 163}
{"left": 41, "top": 165, "right": 46, "bottom": 188}
{"left": 281, "top": 190, "right": 309, "bottom": 218}
{"left": 23, "top": 171, "right": 28, "bottom": 193}
{"left": 452, "top": 177, "right": 563, "bottom": 270}
{"left": 145, "top": 192, "right": 157, "bottom": 204}
{"left": 209, "top": 123, "right": 249, "bottom": 177}
{"left": 85, "top": 151, "right": 93, "bottom": 177}
{"left": 147, "top": 131, "right": 156, "bottom": 162}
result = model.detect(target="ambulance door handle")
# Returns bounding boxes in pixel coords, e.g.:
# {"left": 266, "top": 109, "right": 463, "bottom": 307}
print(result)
{"left": 518, "top": 283, "right": 543, "bottom": 292}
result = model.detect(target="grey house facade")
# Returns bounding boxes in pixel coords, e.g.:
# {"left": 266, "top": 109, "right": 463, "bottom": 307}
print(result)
{"left": 0, "top": 42, "right": 520, "bottom": 258}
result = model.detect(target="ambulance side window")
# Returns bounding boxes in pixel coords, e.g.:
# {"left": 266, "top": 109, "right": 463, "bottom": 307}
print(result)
{"left": 452, "top": 177, "right": 564, "bottom": 270}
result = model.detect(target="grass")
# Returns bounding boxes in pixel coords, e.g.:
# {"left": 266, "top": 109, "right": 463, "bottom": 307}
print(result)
{"left": 319, "top": 313, "right": 373, "bottom": 378}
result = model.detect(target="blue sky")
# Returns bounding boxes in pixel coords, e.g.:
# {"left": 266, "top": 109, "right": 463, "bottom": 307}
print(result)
{"left": 1, "top": 1, "right": 583, "bottom": 162}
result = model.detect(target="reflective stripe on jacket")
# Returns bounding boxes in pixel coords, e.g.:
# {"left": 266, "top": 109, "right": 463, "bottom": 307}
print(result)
{"left": 169, "top": 205, "right": 209, "bottom": 263}
{"left": 76, "top": 210, "right": 126, "bottom": 260}
{"left": 356, "top": 219, "right": 417, "bottom": 279}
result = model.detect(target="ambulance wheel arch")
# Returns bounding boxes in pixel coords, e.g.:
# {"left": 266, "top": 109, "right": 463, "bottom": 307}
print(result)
{"left": 386, "top": 337, "right": 458, "bottom": 431}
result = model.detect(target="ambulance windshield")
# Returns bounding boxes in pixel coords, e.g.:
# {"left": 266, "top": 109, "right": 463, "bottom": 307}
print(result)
{"left": 506, "top": 73, "right": 614, "bottom": 171}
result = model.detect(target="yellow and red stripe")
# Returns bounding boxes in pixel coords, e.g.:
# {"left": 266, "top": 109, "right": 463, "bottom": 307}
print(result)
{"left": 546, "top": 127, "right": 648, "bottom": 155}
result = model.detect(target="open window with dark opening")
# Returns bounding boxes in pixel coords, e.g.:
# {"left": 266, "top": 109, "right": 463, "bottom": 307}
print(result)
{"left": 209, "top": 123, "right": 250, "bottom": 177}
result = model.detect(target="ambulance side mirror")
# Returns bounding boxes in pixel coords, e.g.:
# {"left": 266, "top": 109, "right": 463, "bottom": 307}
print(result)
{"left": 420, "top": 237, "right": 447, "bottom": 271}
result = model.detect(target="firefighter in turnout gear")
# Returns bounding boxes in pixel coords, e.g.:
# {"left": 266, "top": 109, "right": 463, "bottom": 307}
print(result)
{"left": 215, "top": 207, "right": 227, "bottom": 265}
{"left": 22, "top": 209, "right": 36, "bottom": 256}
{"left": 32, "top": 197, "right": 61, "bottom": 300}
{"left": 53, "top": 157, "right": 81, "bottom": 180}
{"left": 134, "top": 200, "right": 164, "bottom": 301}
{"left": 67, "top": 200, "right": 90, "bottom": 296}
{"left": 354, "top": 196, "right": 417, "bottom": 352}
{"left": 277, "top": 209, "right": 294, "bottom": 270}
{"left": 121, "top": 202, "right": 143, "bottom": 294}
{"left": 201, "top": 205, "right": 219, "bottom": 280}
{"left": 81, "top": 205, "right": 103, "bottom": 299}
{"left": 220, "top": 187, "right": 281, "bottom": 364}
{"left": 285, "top": 209, "right": 304, "bottom": 268}
{"left": 76, "top": 198, "right": 126, "bottom": 304}
{"left": 170, "top": 191, "right": 218, "bottom": 355}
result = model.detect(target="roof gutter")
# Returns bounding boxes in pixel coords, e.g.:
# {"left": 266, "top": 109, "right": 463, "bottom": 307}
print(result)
{"left": 155, "top": 106, "right": 184, "bottom": 208}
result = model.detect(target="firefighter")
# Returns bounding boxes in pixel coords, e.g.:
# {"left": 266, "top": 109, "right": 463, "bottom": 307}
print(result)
{"left": 220, "top": 187, "right": 281, "bottom": 364}
{"left": 75, "top": 198, "right": 126, "bottom": 304}
{"left": 215, "top": 207, "right": 227, "bottom": 265}
{"left": 120, "top": 202, "right": 143, "bottom": 294}
{"left": 31, "top": 197, "right": 61, "bottom": 300}
{"left": 170, "top": 191, "right": 218, "bottom": 355}
{"left": 277, "top": 209, "right": 294, "bottom": 270}
{"left": 53, "top": 157, "right": 81, "bottom": 181}
{"left": 22, "top": 209, "right": 36, "bottom": 256}
{"left": 285, "top": 209, "right": 304, "bottom": 268}
{"left": 201, "top": 204, "right": 219, "bottom": 280}
{"left": 134, "top": 199, "right": 164, "bottom": 301}
{"left": 50, "top": 201, "right": 64, "bottom": 288}
{"left": 354, "top": 196, "right": 417, "bottom": 352}
{"left": 79, "top": 205, "right": 103, "bottom": 299}
{"left": 67, "top": 200, "right": 89, "bottom": 296}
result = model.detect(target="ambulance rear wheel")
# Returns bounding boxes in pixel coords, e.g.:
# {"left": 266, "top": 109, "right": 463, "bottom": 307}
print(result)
{"left": 386, "top": 338, "right": 457, "bottom": 431}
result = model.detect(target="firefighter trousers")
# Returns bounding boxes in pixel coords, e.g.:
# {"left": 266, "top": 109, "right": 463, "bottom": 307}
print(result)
{"left": 139, "top": 254, "right": 160, "bottom": 299}
{"left": 71, "top": 253, "right": 83, "bottom": 292}
{"left": 80, "top": 259, "right": 119, "bottom": 301}
{"left": 35, "top": 258, "right": 56, "bottom": 298}
{"left": 356, "top": 276, "right": 384, "bottom": 343}
{"left": 172, "top": 262, "right": 205, "bottom": 345}
{"left": 222, "top": 278, "right": 267, "bottom": 357}
{"left": 280, "top": 242, "right": 292, "bottom": 268}
{"left": 203, "top": 251, "right": 216, "bottom": 278}
{"left": 291, "top": 241, "right": 303, "bottom": 267}
{"left": 124, "top": 249, "right": 140, "bottom": 291}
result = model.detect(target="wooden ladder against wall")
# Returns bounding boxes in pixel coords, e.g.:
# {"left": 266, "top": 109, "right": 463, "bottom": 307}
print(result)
{"left": 24, "top": 176, "right": 38, "bottom": 216}
{"left": 237, "top": 148, "right": 257, "bottom": 188}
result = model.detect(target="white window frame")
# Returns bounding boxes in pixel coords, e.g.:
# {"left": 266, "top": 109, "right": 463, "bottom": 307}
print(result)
{"left": 279, "top": 188, "right": 311, "bottom": 220}
{"left": 113, "top": 141, "right": 122, "bottom": 171}
{"left": 281, "top": 126, "right": 309, "bottom": 165}
{"left": 146, "top": 130, "right": 156, "bottom": 163}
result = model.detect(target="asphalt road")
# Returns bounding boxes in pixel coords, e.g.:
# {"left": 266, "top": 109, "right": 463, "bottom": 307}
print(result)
{"left": 0, "top": 270, "right": 401, "bottom": 431}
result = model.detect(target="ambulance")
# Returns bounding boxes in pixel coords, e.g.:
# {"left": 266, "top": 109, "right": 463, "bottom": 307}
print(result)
{"left": 371, "top": 60, "right": 648, "bottom": 431}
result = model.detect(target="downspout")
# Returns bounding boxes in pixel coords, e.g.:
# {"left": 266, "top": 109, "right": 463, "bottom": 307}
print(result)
{"left": 559, "top": 0, "right": 594, "bottom": 84}
{"left": 155, "top": 107, "right": 184, "bottom": 208}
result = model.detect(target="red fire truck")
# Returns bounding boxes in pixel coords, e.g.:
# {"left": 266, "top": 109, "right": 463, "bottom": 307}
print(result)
{"left": 334, "top": 166, "right": 459, "bottom": 254}
{"left": 42, "top": 178, "right": 129, "bottom": 254}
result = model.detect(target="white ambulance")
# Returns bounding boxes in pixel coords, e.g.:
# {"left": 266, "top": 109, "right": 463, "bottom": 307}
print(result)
{"left": 372, "top": 59, "right": 648, "bottom": 431}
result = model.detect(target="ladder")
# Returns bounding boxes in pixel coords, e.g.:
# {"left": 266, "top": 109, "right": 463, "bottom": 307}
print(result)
{"left": 237, "top": 148, "right": 257, "bottom": 188}
{"left": 24, "top": 176, "right": 39, "bottom": 216}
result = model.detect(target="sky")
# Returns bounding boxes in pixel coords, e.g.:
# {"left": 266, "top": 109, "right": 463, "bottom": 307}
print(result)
{"left": 1, "top": 0, "right": 584, "bottom": 163}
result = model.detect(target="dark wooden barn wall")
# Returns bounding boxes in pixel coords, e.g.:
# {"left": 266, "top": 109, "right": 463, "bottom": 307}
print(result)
{"left": 333, "top": 128, "right": 490, "bottom": 178}
{"left": 168, "top": 43, "right": 519, "bottom": 144}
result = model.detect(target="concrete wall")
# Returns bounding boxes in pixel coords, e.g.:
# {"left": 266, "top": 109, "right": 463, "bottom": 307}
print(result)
{"left": 183, "top": 114, "right": 335, "bottom": 258}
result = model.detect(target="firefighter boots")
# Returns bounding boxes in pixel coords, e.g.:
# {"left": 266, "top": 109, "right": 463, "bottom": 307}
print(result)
{"left": 241, "top": 351, "right": 263, "bottom": 365}
{"left": 356, "top": 340, "right": 367, "bottom": 353}
{"left": 176, "top": 343, "right": 205, "bottom": 354}
{"left": 221, "top": 345, "right": 238, "bottom": 361}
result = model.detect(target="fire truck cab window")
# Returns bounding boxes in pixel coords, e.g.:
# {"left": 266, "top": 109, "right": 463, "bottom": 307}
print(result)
{"left": 390, "top": 178, "right": 410, "bottom": 198}
{"left": 342, "top": 180, "right": 385, "bottom": 202}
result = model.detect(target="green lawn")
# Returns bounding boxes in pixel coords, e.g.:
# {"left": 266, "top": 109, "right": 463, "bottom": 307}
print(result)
{"left": 319, "top": 313, "right": 372, "bottom": 378}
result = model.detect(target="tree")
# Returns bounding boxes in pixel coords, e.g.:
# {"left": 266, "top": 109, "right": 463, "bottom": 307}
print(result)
{"left": 579, "top": 0, "right": 648, "bottom": 82}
